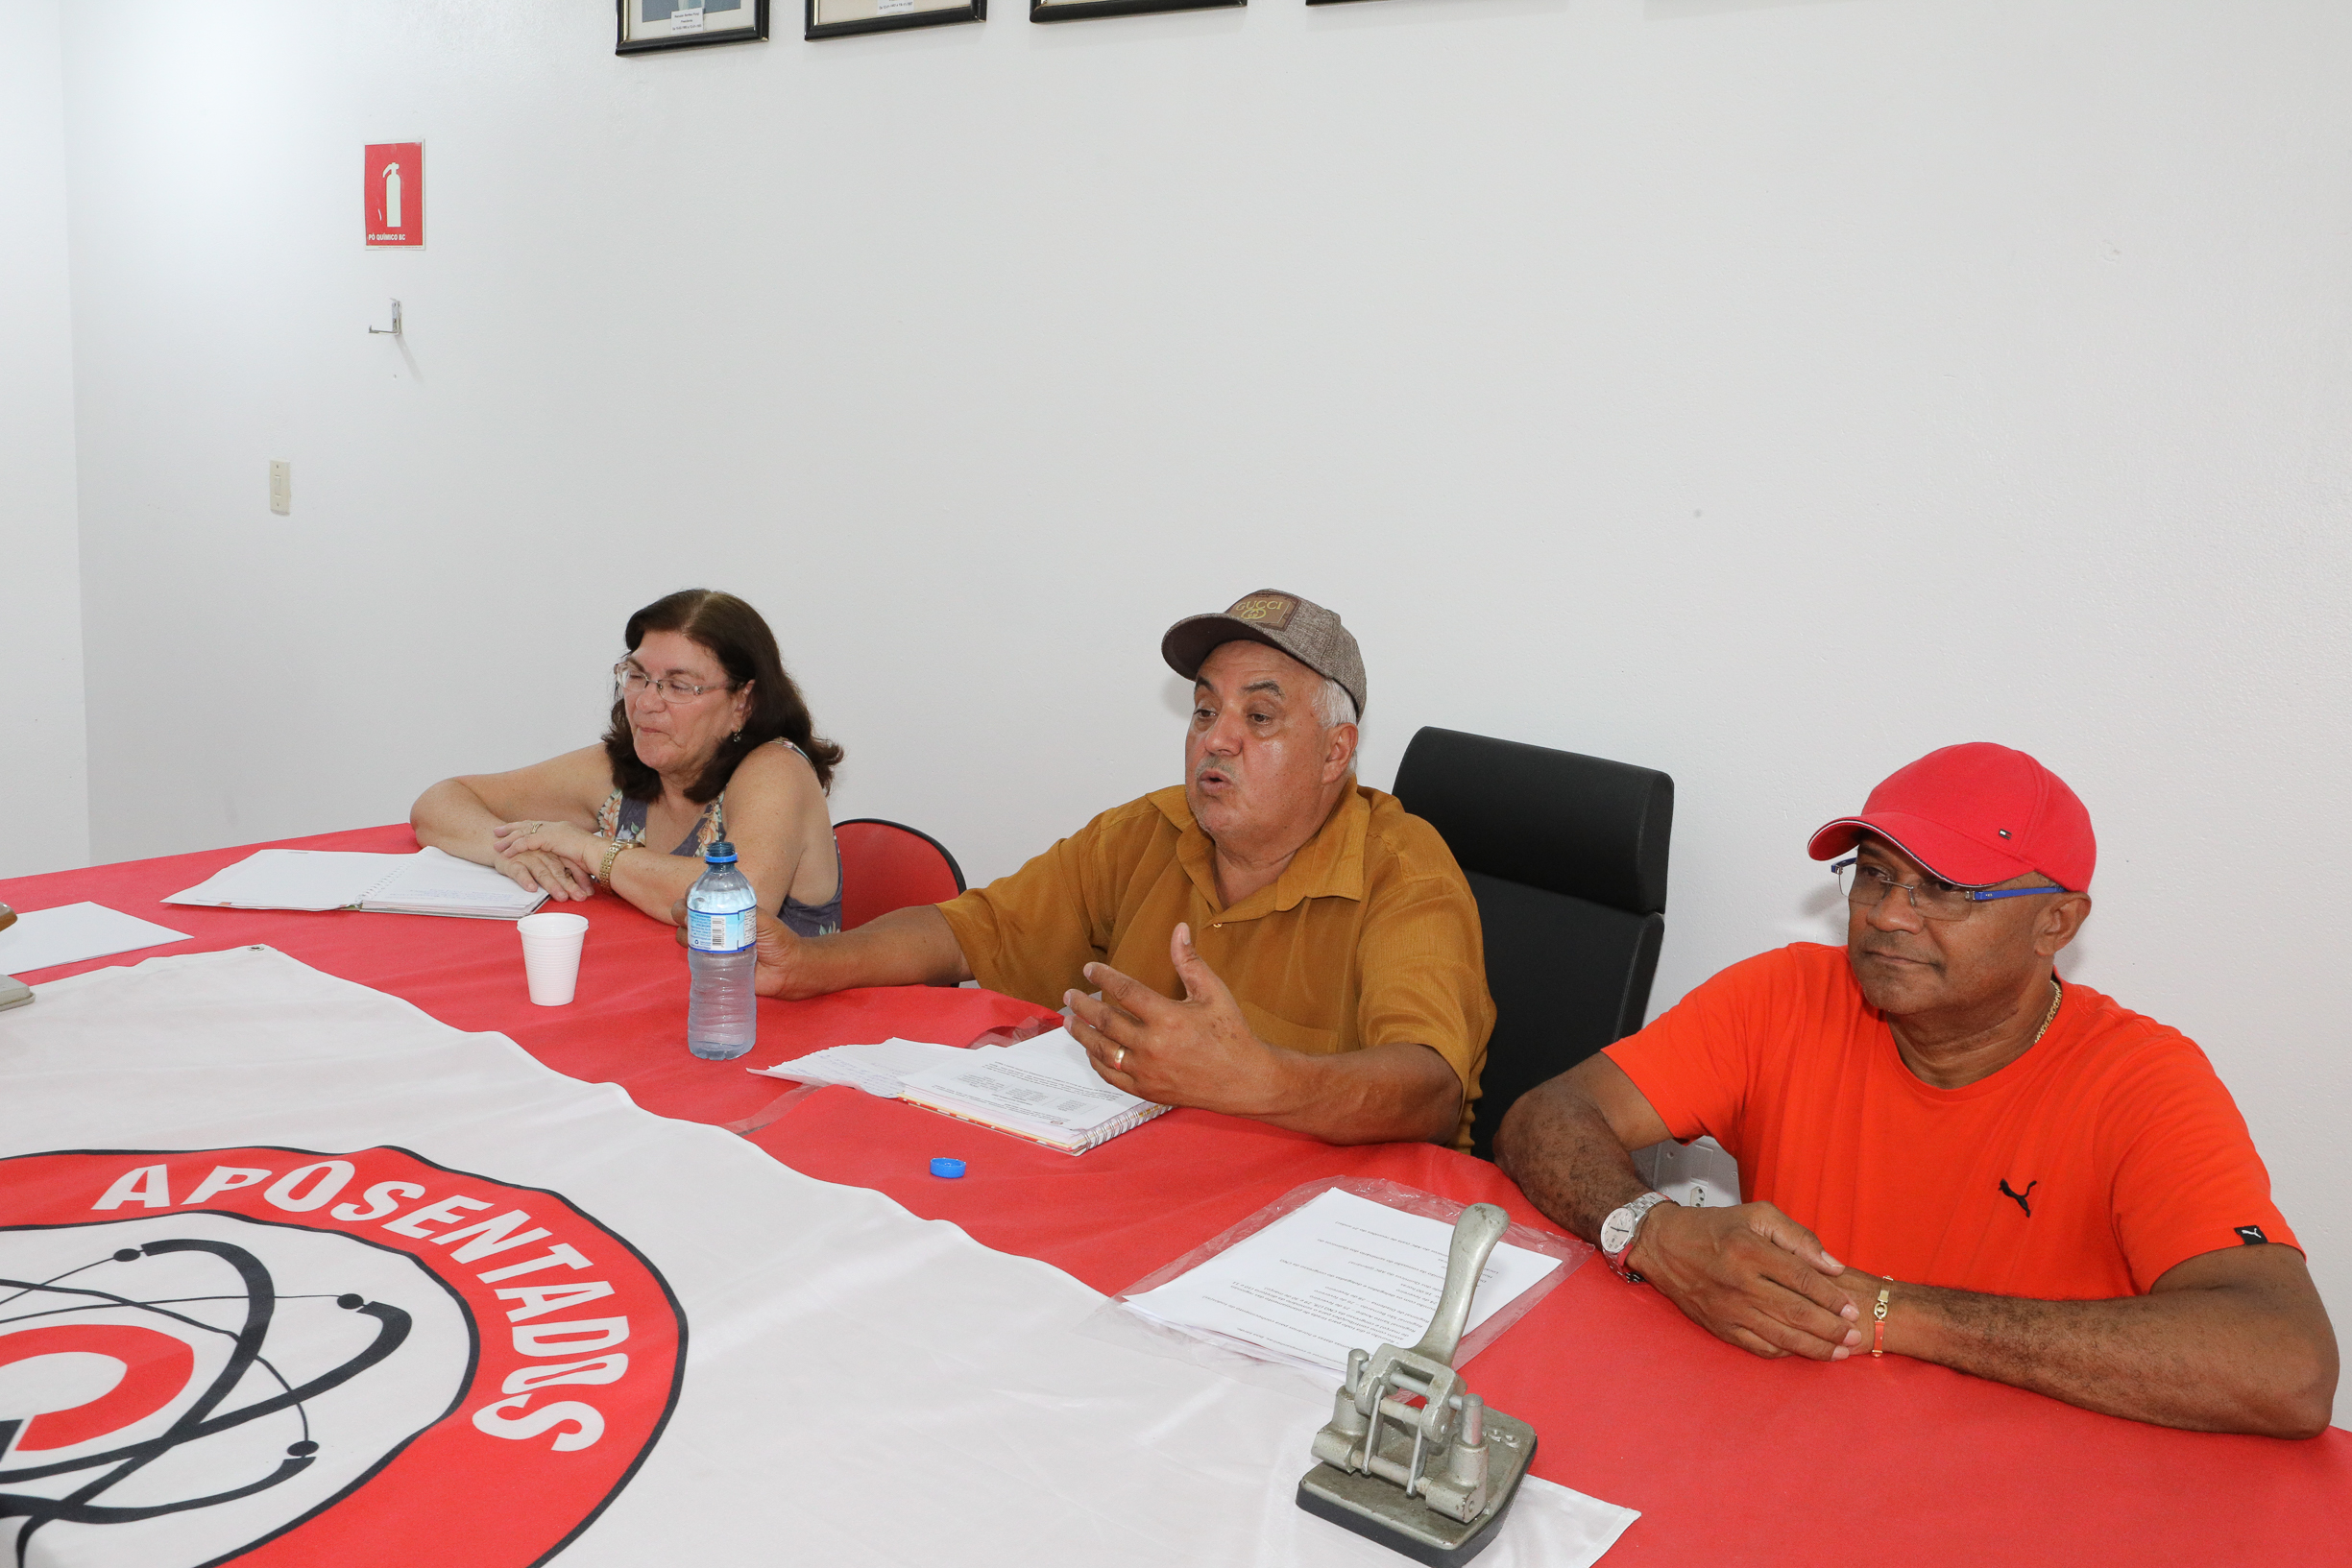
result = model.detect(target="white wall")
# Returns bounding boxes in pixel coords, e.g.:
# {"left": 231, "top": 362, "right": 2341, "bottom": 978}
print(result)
{"left": 0, "top": 0, "right": 89, "bottom": 879}
{"left": 51, "top": 2, "right": 2352, "bottom": 1419}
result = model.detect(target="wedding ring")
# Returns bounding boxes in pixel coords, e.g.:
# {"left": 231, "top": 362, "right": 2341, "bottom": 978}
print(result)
{"left": 1113, "top": 1047, "right": 1127, "bottom": 1070}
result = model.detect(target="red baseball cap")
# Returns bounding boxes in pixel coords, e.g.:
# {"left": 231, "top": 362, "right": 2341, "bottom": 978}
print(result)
{"left": 1806, "top": 743, "right": 2096, "bottom": 892}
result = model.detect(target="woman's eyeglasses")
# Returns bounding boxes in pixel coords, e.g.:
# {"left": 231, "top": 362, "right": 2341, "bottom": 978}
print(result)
{"left": 613, "top": 662, "right": 735, "bottom": 706}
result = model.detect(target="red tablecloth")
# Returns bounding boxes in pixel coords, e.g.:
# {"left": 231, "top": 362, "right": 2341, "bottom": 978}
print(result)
{"left": 8, "top": 827, "right": 2348, "bottom": 1566}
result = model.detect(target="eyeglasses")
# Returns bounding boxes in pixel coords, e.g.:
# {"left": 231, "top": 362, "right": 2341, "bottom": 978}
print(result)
{"left": 1831, "top": 857, "right": 2064, "bottom": 923}
{"left": 613, "top": 661, "right": 734, "bottom": 706}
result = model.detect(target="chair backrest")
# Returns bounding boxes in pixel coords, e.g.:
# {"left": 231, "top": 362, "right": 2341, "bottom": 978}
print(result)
{"left": 834, "top": 818, "right": 967, "bottom": 931}
{"left": 1391, "top": 727, "right": 1673, "bottom": 1161}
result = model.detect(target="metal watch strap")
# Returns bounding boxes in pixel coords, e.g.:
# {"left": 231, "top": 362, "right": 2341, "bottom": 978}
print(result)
{"left": 1603, "top": 1191, "right": 1672, "bottom": 1283}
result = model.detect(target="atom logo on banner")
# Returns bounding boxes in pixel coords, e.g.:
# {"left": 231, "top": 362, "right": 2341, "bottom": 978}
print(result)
{"left": 364, "top": 143, "right": 424, "bottom": 248}
{"left": 0, "top": 1146, "right": 684, "bottom": 1567}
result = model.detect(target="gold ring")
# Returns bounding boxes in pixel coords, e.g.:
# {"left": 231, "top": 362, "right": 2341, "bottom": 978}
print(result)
{"left": 1113, "top": 1047, "right": 1127, "bottom": 1070}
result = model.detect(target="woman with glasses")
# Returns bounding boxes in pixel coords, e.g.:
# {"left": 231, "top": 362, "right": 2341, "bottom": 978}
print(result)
{"left": 409, "top": 589, "right": 845, "bottom": 933}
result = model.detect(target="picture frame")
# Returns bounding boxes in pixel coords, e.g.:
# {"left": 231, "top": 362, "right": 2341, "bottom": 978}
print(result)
{"left": 807, "top": 0, "right": 982, "bottom": 41}
{"left": 618, "top": 0, "right": 770, "bottom": 53}
{"left": 1030, "top": 0, "right": 1237, "bottom": 23}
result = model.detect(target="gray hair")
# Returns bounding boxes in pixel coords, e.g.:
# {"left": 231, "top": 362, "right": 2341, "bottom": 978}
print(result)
{"left": 1315, "top": 677, "right": 1359, "bottom": 777}
{"left": 1314, "top": 677, "right": 1358, "bottom": 730}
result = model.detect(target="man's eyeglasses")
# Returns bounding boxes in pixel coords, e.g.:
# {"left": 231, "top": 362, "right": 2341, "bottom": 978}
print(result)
{"left": 613, "top": 662, "right": 734, "bottom": 706}
{"left": 1831, "top": 857, "right": 2063, "bottom": 923}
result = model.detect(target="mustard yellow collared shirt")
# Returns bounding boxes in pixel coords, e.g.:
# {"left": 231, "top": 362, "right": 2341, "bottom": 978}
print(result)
{"left": 935, "top": 784, "right": 1494, "bottom": 1149}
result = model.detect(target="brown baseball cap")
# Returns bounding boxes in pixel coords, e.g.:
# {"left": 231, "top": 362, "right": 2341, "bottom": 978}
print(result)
{"left": 1160, "top": 590, "right": 1367, "bottom": 716}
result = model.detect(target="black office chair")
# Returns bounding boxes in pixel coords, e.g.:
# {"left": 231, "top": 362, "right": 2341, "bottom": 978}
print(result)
{"left": 1392, "top": 727, "right": 1673, "bottom": 1162}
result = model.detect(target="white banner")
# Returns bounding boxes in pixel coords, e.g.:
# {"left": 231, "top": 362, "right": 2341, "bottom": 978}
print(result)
{"left": 0, "top": 947, "right": 1634, "bottom": 1566}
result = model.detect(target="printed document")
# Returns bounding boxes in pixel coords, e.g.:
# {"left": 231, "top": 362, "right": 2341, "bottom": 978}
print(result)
{"left": 1122, "top": 1188, "right": 1563, "bottom": 1374}
{"left": 896, "top": 1027, "right": 1168, "bottom": 1153}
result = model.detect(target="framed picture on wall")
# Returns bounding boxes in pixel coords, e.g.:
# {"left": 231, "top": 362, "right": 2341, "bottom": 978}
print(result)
{"left": 1031, "top": 0, "right": 1236, "bottom": 22}
{"left": 808, "top": 0, "right": 982, "bottom": 40}
{"left": 618, "top": 0, "right": 770, "bottom": 53}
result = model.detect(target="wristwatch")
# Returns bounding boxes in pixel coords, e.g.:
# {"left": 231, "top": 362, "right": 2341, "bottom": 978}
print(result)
{"left": 1599, "top": 1191, "right": 1673, "bottom": 1283}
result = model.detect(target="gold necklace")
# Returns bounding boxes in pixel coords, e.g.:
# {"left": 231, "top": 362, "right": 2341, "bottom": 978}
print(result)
{"left": 2028, "top": 977, "right": 2063, "bottom": 1047}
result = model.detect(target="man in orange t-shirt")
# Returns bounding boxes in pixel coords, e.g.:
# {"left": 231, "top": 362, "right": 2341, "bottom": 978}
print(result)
{"left": 1496, "top": 743, "right": 2338, "bottom": 1436}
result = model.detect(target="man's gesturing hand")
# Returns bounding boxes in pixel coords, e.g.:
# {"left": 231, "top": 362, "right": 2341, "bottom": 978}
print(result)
{"left": 1632, "top": 1200, "right": 1865, "bottom": 1361}
{"left": 1065, "top": 924, "right": 1282, "bottom": 1113}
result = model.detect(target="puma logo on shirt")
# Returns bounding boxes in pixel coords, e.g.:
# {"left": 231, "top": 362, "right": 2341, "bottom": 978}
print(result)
{"left": 2000, "top": 1178, "right": 2038, "bottom": 1218}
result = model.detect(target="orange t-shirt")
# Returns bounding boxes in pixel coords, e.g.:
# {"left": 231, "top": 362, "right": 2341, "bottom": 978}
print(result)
{"left": 1604, "top": 944, "right": 2297, "bottom": 1299}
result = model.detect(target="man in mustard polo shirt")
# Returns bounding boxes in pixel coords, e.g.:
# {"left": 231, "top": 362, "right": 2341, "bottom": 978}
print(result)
{"left": 722, "top": 590, "right": 1494, "bottom": 1148}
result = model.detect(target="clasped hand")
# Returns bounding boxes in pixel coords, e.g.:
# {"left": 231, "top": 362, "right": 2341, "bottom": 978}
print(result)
{"left": 1636, "top": 1200, "right": 1869, "bottom": 1361}
{"left": 1063, "top": 924, "right": 1281, "bottom": 1113}
{"left": 491, "top": 819, "right": 597, "bottom": 902}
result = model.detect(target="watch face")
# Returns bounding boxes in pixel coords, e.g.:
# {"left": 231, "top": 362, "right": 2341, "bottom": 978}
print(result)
{"left": 1600, "top": 1208, "right": 1637, "bottom": 1257}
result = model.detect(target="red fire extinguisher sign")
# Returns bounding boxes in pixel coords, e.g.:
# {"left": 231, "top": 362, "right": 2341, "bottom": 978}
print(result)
{"left": 365, "top": 143, "right": 424, "bottom": 248}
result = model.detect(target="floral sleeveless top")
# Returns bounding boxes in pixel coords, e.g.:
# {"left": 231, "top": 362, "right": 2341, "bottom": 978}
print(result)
{"left": 595, "top": 738, "right": 842, "bottom": 937}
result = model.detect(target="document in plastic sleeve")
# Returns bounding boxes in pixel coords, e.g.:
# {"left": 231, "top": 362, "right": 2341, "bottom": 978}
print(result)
{"left": 1121, "top": 1188, "right": 1563, "bottom": 1374}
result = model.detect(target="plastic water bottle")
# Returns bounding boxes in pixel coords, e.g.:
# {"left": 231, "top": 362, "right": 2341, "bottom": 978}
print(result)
{"left": 685, "top": 840, "right": 758, "bottom": 1060}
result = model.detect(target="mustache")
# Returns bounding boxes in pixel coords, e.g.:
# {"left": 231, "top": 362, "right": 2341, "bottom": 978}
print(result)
{"left": 1194, "top": 759, "right": 1238, "bottom": 784}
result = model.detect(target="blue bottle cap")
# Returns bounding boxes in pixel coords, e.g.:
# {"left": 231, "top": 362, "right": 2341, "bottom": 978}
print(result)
{"left": 704, "top": 840, "right": 738, "bottom": 864}
{"left": 929, "top": 1157, "right": 966, "bottom": 1179}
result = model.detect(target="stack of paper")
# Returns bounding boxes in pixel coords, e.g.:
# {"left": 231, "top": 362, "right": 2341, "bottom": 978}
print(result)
{"left": 164, "top": 847, "right": 547, "bottom": 920}
{"left": 895, "top": 1027, "right": 1168, "bottom": 1154}
{"left": 1122, "top": 1188, "right": 1565, "bottom": 1375}
{"left": 163, "top": 850, "right": 407, "bottom": 911}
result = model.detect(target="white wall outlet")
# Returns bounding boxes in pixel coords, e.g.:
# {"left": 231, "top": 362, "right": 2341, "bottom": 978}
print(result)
{"left": 1633, "top": 1136, "right": 1742, "bottom": 1209}
{"left": 269, "top": 460, "right": 291, "bottom": 516}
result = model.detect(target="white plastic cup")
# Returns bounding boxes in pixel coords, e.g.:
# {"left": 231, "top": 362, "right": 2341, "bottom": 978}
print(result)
{"left": 517, "top": 912, "right": 590, "bottom": 1006}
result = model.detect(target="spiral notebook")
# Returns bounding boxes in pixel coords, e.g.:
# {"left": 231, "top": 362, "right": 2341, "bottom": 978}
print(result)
{"left": 163, "top": 847, "right": 547, "bottom": 920}
{"left": 894, "top": 1027, "right": 1169, "bottom": 1155}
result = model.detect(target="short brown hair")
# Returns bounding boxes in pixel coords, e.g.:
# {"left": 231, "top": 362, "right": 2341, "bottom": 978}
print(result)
{"left": 601, "top": 589, "right": 842, "bottom": 804}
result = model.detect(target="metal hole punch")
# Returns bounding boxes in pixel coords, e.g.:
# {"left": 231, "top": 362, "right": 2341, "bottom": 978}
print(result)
{"left": 1296, "top": 1202, "right": 1538, "bottom": 1567}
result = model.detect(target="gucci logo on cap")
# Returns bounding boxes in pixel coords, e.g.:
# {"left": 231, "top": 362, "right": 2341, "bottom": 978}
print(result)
{"left": 1228, "top": 593, "right": 1297, "bottom": 629}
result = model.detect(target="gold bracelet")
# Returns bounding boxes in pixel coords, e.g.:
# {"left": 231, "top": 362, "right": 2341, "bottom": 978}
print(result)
{"left": 596, "top": 839, "right": 634, "bottom": 886}
{"left": 1871, "top": 1287, "right": 1891, "bottom": 1357}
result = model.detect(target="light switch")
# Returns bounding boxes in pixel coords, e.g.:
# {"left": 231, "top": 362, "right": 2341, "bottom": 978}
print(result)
{"left": 269, "top": 460, "right": 291, "bottom": 516}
